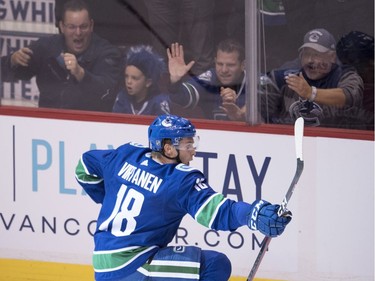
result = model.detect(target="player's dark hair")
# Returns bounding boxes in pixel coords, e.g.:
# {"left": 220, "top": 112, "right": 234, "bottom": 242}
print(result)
{"left": 216, "top": 38, "right": 245, "bottom": 62}
{"left": 161, "top": 139, "right": 172, "bottom": 145}
{"left": 61, "top": 0, "right": 92, "bottom": 22}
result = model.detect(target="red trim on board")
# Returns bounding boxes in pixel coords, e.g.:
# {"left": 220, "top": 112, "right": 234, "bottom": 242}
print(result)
{"left": 0, "top": 105, "right": 373, "bottom": 141}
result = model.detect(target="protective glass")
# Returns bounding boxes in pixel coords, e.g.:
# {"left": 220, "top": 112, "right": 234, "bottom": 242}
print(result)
{"left": 300, "top": 48, "right": 334, "bottom": 71}
{"left": 176, "top": 136, "right": 200, "bottom": 151}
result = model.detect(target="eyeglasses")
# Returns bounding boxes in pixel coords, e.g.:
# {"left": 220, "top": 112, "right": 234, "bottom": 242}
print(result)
{"left": 63, "top": 23, "right": 90, "bottom": 32}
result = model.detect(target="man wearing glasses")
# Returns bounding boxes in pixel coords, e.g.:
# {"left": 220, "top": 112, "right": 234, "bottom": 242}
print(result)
{"left": 1, "top": 0, "right": 122, "bottom": 111}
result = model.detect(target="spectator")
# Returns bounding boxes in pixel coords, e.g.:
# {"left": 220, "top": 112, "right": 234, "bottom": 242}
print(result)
{"left": 145, "top": 0, "right": 215, "bottom": 76}
{"left": 270, "top": 28, "right": 365, "bottom": 128}
{"left": 226, "top": 28, "right": 365, "bottom": 129}
{"left": 55, "top": 0, "right": 151, "bottom": 47}
{"left": 337, "top": 31, "right": 374, "bottom": 130}
{"left": 167, "top": 38, "right": 246, "bottom": 120}
{"left": 1, "top": 0, "right": 122, "bottom": 111}
{"left": 75, "top": 113, "right": 292, "bottom": 281}
{"left": 112, "top": 45, "right": 171, "bottom": 115}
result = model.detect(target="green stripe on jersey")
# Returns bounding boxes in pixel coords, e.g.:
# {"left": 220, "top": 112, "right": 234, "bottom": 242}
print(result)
{"left": 195, "top": 193, "right": 226, "bottom": 228}
{"left": 140, "top": 260, "right": 200, "bottom": 279}
{"left": 93, "top": 246, "right": 154, "bottom": 272}
{"left": 75, "top": 159, "right": 102, "bottom": 184}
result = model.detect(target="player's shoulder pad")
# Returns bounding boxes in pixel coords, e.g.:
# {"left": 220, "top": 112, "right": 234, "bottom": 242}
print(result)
{"left": 117, "top": 142, "right": 150, "bottom": 156}
{"left": 129, "top": 142, "right": 148, "bottom": 148}
{"left": 175, "top": 163, "right": 199, "bottom": 173}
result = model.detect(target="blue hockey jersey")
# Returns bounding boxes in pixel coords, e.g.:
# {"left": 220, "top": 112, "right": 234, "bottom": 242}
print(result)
{"left": 112, "top": 89, "right": 171, "bottom": 115}
{"left": 169, "top": 68, "right": 246, "bottom": 120}
{"left": 75, "top": 142, "right": 252, "bottom": 280}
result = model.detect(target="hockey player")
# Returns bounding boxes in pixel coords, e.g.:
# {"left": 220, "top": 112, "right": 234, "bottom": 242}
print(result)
{"left": 75, "top": 114, "right": 292, "bottom": 281}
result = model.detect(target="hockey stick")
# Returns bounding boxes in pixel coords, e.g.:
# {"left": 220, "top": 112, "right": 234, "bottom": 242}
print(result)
{"left": 247, "top": 117, "right": 304, "bottom": 281}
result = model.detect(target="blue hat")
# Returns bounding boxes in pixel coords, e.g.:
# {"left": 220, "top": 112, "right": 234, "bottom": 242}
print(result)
{"left": 126, "top": 45, "right": 166, "bottom": 84}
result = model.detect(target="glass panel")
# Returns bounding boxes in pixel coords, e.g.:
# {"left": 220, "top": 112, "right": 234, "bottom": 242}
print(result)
{"left": 258, "top": 0, "right": 374, "bottom": 130}
{"left": 1, "top": 0, "right": 373, "bottom": 130}
{"left": 0, "top": 0, "right": 248, "bottom": 121}
{"left": 0, "top": 0, "right": 56, "bottom": 107}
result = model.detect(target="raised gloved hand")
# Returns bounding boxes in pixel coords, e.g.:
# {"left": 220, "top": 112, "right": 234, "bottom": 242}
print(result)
{"left": 247, "top": 200, "right": 292, "bottom": 237}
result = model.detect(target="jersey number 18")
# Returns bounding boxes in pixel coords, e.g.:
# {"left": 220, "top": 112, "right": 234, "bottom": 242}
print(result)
{"left": 98, "top": 184, "right": 144, "bottom": 236}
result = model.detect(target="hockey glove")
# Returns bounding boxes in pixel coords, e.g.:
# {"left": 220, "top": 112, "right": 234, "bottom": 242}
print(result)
{"left": 247, "top": 200, "right": 292, "bottom": 237}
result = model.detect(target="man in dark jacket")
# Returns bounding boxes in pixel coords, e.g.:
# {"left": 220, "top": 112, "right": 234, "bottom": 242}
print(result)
{"left": 167, "top": 39, "right": 246, "bottom": 120}
{"left": 1, "top": 0, "right": 122, "bottom": 112}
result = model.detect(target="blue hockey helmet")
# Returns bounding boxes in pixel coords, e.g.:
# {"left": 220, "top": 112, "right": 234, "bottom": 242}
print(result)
{"left": 148, "top": 114, "right": 196, "bottom": 152}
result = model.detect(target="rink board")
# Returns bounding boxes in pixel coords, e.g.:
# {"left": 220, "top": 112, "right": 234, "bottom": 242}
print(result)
{"left": 0, "top": 115, "right": 373, "bottom": 281}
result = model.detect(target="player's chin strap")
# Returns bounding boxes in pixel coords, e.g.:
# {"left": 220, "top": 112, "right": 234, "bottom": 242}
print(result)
{"left": 161, "top": 148, "right": 182, "bottom": 163}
